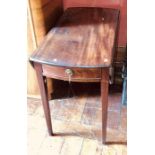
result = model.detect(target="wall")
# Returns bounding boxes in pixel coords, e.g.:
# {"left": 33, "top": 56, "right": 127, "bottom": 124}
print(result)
{"left": 63, "top": 0, "right": 127, "bottom": 46}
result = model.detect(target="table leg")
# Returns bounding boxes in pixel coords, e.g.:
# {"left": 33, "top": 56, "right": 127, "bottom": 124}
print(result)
{"left": 101, "top": 68, "right": 109, "bottom": 144}
{"left": 34, "top": 63, "right": 53, "bottom": 135}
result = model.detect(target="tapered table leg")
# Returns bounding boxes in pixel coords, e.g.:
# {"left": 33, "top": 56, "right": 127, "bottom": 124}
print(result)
{"left": 101, "top": 68, "right": 109, "bottom": 144}
{"left": 34, "top": 63, "right": 53, "bottom": 135}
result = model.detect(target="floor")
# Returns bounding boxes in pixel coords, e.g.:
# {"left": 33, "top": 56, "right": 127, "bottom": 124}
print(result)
{"left": 27, "top": 84, "right": 127, "bottom": 155}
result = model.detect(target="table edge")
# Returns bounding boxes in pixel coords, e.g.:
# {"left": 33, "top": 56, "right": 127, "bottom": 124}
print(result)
{"left": 29, "top": 57, "right": 111, "bottom": 69}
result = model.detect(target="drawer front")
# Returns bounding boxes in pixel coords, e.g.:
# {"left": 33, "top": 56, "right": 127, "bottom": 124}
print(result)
{"left": 42, "top": 65, "right": 101, "bottom": 82}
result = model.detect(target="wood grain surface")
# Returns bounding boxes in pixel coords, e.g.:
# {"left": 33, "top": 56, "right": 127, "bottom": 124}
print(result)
{"left": 30, "top": 7, "right": 119, "bottom": 68}
{"left": 63, "top": 0, "right": 127, "bottom": 46}
{"left": 42, "top": 64, "right": 101, "bottom": 82}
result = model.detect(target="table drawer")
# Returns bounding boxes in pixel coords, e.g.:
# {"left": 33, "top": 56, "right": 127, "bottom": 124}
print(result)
{"left": 42, "top": 65, "right": 101, "bottom": 82}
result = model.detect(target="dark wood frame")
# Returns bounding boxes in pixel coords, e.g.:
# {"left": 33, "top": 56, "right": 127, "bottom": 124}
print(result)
{"left": 30, "top": 7, "right": 120, "bottom": 144}
{"left": 34, "top": 63, "right": 53, "bottom": 135}
{"left": 34, "top": 62, "right": 109, "bottom": 144}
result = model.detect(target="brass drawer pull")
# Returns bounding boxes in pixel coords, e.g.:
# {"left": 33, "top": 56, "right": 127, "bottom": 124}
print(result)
{"left": 65, "top": 69, "right": 73, "bottom": 76}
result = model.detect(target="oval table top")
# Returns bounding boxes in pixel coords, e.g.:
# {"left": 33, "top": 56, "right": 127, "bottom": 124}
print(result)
{"left": 30, "top": 7, "right": 119, "bottom": 68}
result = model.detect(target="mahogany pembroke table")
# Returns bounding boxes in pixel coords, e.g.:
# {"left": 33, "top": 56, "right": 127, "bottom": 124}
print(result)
{"left": 30, "top": 7, "right": 119, "bottom": 144}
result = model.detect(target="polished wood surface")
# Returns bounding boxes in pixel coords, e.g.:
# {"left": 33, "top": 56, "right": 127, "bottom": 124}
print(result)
{"left": 42, "top": 65, "right": 101, "bottom": 82}
{"left": 30, "top": 7, "right": 119, "bottom": 68}
{"left": 63, "top": 0, "right": 127, "bottom": 46}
